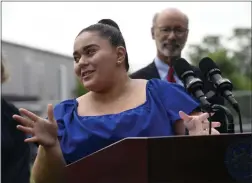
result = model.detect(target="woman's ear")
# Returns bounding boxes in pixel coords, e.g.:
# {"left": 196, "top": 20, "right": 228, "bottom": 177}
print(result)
{"left": 116, "top": 46, "right": 126, "bottom": 65}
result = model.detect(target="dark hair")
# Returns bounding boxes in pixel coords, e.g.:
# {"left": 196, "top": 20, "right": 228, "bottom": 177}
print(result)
{"left": 77, "top": 20, "right": 129, "bottom": 72}
{"left": 98, "top": 19, "right": 121, "bottom": 31}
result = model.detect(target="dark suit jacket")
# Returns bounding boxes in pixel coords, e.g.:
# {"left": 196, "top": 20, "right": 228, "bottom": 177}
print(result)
{"left": 130, "top": 61, "right": 227, "bottom": 133}
{"left": 1, "top": 98, "right": 31, "bottom": 183}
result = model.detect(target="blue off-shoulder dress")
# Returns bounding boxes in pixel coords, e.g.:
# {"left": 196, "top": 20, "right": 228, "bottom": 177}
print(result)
{"left": 54, "top": 79, "right": 199, "bottom": 164}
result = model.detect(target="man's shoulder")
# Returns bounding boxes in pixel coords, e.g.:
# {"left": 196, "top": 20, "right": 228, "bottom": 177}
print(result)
{"left": 130, "top": 62, "right": 159, "bottom": 80}
{"left": 130, "top": 64, "right": 151, "bottom": 76}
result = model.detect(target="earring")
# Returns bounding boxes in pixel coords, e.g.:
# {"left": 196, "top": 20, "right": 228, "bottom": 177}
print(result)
{"left": 116, "top": 61, "right": 122, "bottom": 65}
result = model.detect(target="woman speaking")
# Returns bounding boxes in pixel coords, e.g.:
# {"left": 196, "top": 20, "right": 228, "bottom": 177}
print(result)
{"left": 13, "top": 20, "right": 220, "bottom": 183}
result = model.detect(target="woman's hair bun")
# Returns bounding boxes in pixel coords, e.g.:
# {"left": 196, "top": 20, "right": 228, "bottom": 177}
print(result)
{"left": 98, "top": 19, "right": 120, "bottom": 31}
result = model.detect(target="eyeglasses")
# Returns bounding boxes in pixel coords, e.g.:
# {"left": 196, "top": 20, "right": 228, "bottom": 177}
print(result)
{"left": 157, "top": 27, "right": 188, "bottom": 37}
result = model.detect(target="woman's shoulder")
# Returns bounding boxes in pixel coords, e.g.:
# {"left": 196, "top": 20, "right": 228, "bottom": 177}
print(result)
{"left": 131, "top": 79, "right": 148, "bottom": 90}
{"left": 53, "top": 91, "right": 91, "bottom": 119}
{"left": 55, "top": 98, "right": 77, "bottom": 108}
{"left": 53, "top": 98, "right": 78, "bottom": 120}
{"left": 131, "top": 78, "right": 181, "bottom": 91}
{"left": 147, "top": 78, "right": 186, "bottom": 94}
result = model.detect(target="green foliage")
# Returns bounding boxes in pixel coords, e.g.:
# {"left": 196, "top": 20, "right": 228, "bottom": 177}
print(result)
{"left": 207, "top": 49, "right": 236, "bottom": 76}
{"left": 187, "top": 27, "right": 251, "bottom": 91}
{"left": 228, "top": 72, "right": 251, "bottom": 91}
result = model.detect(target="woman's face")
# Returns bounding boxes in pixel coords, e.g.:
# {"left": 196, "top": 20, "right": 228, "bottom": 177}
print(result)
{"left": 73, "top": 31, "right": 125, "bottom": 92}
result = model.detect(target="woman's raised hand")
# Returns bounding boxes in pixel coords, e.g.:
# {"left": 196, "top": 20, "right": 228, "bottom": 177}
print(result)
{"left": 179, "top": 111, "right": 220, "bottom": 135}
{"left": 13, "top": 104, "right": 58, "bottom": 148}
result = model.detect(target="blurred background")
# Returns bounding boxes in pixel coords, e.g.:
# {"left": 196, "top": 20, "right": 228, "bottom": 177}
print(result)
{"left": 1, "top": 2, "right": 251, "bottom": 132}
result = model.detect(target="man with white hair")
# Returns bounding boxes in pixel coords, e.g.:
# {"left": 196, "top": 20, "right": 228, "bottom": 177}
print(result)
{"left": 131, "top": 8, "right": 227, "bottom": 133}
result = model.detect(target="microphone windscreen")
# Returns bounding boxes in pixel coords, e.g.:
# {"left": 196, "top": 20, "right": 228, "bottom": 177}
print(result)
{"left": 173, "top": 58, "right": 193, "bottom": 79}
{"left": 199, "top": 57, "right": 220, "bottom": 75}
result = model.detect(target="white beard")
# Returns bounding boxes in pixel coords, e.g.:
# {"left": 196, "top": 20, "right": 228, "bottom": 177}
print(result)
{"left": 161, "top": 47, "right": 181, "bottom": 57}
{"left": 159, "top": 43, "right": 185, "bottom": 57}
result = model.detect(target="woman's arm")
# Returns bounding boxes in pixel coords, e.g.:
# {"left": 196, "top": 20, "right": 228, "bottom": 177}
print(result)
{"left": 32, "top": 141, "right": 66, "bottom": 183}
{"left": 13, "top": 104, "right": 67, "bottom": 183}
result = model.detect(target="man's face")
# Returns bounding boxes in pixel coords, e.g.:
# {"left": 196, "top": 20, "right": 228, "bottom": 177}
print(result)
{"left": 152, "top": 11, "right": 188, "bottom": 58}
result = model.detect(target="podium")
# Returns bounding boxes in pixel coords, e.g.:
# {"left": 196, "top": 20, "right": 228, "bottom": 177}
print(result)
{"left": 66, "top": 133, "right": 252, "bottom": 183}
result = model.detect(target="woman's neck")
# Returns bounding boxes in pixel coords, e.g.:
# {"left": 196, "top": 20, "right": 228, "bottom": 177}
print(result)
{"left": 90, "top": 72, "right": 131, "bottom": 103}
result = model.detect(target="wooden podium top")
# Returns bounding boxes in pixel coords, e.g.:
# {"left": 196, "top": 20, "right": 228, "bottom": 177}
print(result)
{"left": 66, "top": 133, "right": 252, "bottom": 183}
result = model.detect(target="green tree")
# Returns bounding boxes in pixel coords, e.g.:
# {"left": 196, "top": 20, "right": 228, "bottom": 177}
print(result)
{"left": 187, "top": 27, "right": 251, "bottom": 91}
{"left": 207, "top": 49, "right": 251, "bottom": 90}
{"left": 228, "top": 28, "right": 251, "bottom": 78}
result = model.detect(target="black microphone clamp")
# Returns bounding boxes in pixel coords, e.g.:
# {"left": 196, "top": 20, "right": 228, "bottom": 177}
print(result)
{"left": 198, "top": 101, "right": 235, "bottom": 134}
{"left": 211, "top": 104, "right": 235, "bottom": 133}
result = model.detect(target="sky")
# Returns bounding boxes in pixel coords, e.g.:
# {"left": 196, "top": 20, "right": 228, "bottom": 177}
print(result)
{"left": 2, "top": 2, "right": 251, "bottom": 72}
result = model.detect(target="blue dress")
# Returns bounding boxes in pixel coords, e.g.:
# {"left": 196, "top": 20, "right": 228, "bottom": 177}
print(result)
{"left": 54, "top": 79, "right": 199, "bottom": 164}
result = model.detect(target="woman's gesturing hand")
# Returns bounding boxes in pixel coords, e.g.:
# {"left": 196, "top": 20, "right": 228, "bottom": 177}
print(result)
{"left": 179, "top": 111, "right": 220, "bottom": 135}
{"left": 13, "top": 104, "right": 58, "bottom": 148}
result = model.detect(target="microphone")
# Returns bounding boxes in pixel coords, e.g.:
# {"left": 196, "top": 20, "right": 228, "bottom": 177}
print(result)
{"left": 199, "top": 57, "right": 243, "bottom": 133}
{"left": 173, "top": 58, "right": 211, "bottom": 112}
{"left": 198, "top": 57, "right": 238, "bottom": 109}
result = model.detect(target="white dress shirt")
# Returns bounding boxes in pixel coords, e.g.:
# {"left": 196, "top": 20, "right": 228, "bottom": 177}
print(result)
{"left": 154, "top": 57, "right": 184, "bottom": 86}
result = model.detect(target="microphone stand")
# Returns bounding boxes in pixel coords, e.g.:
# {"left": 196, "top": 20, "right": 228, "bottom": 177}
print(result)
{"left": 185, "top": 86, "right": 235, "bottom": 134}
{"left": 199, "top": 101, "right": 214, "bottom": 134}
{"left": 200, "top": 102, "right": 234, "bottom": 134}
{"left": 206, "top": 90, "right": 243, "bottom": 133}
{"left": 211, "top": 104, "right": 234, "bottom": 134}
{"left": 206, "top": 83, "right": 243, "bottom": 133}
